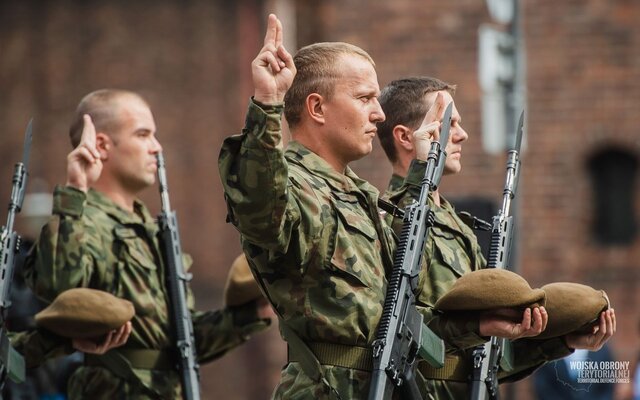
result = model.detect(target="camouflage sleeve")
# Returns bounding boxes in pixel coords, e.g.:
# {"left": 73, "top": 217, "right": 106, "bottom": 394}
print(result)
{"left": 402, "top": 159, "right": 428, "bottom": 198}
{"left": 9, "top": 328, "right": 73, "bottom": 369}
{"left": 192, "top": 301, "right": 271, "bottom": 364}
{"left": 498, "top": 337, "right": 574, "bottom": 382}
{"left": 23, "top": 185, "right": 96, "bottom": 302}
{"left": 218, "top": 99, "right": 299, "bottom": 253}
{"left": 427, "top": 310, "right": 488, "bottom": 351}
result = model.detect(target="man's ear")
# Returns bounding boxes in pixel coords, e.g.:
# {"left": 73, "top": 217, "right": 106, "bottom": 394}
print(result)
{"left": 305, "top": 93, "right": 325, "bottom": 125}
{"left": 95, "top": 133, "right": 111, "bottom": 160}
{"left": 393, "top": 125, "right": 414, "bottom": 152}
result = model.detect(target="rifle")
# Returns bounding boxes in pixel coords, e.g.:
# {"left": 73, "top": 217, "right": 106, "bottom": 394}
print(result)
{"left": 0, "top": 120, "right": 32, "bottom": 388}
{"left": 368, "top": 103, "right": 453, "bottom": 400}
{"left": 469, "top": 111, "right": 524, "bottom": 400}
{"left": 156, "top": 153, "right": 200, "bottom": 400}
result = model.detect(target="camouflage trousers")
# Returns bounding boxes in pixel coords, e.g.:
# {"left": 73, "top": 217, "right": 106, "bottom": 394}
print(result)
{"left": 422, "top": 379, "right": 469, "bottom": 400}
{"left": 272, "top": 363, "right": 420, "bottom": 400}
{"left": 67, "top": 366, "right": 179, "bottom": 400}
{"left": 273, "top": 362, "right": 372, "bottom": 400}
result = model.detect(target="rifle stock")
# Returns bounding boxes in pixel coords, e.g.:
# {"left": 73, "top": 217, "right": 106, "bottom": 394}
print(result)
{"left": 156, "top": 153, "right": 200, "bottom": 400}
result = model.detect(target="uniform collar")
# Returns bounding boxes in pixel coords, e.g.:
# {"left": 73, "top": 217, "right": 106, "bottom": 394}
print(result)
{"left": 286, "top": 141, "right": 379, "bottom": 197}
{"left": 87, "top": 188, "right": 155, "bottom": 226}
{"left": 430, "top": 194, "right": 467, "bottom": 234}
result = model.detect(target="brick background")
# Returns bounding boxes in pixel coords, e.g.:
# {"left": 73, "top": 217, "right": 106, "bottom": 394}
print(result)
{"left": 1, "top": 0, "right": 638, "bottom": 398}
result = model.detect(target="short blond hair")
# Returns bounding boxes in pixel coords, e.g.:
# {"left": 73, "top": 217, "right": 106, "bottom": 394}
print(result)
{"left": 283, "top": 42, "right": 374, "bottom": 129}
{"left": 69, "top": 89, "right": 149, "bottom": 147}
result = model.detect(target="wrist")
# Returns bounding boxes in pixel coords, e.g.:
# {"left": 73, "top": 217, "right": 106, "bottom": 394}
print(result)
{"left": 65, "top": 179, "right": 88, "bottom": 193}
{"left": 253, "top": 93, "right": 284, "bottom": 106}
{"left": 562, "top": 335, "right": 575, "bottom": 350}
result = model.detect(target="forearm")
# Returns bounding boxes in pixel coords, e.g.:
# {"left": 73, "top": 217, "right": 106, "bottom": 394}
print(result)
{"left": 9, "top": 328, "right": 73, "bottom": 369}
{"left": 426, "top": 310, "right": 487, "bottom": 351}
{"left": 193, "top": 302, "right": 271, "bottom": 364}
{"left": 498, "top": 337, "right": 573, "bottom": 382}
{"left": 218, "top": 99, "right": 294, "bottom": 250}
{"left": 23, "top": 186, "right": 94, "bottom": 301}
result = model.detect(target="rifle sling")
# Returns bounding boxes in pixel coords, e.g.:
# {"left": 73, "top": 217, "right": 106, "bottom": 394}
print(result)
{"left": 418, "top": 355, "right": 471, "bottom": 382}
{"left": 288, "top": 342, "right": 372, "bottom": 371}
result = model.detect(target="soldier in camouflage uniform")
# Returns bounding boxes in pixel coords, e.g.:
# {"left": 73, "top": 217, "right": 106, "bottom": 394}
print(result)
{"left": 377, "top": 76, "right": 617, "bottom": 399}
{"left": 22, "top": 89, "right": 272, "bottom": 399}
{"left": 218, "top": 14, "right": 402, "bottom": 399}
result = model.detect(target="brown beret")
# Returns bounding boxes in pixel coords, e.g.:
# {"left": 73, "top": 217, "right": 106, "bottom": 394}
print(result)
{"left": 35, "top": 288, "right": 135, "bottom": 339}
{"left": 533, "top": 282, "right": 610, "bottom": 340}
{"left": 434, "top": 269, "right": 546, "bottom": 311}
{"left": 224, "top": 254, "right": 264, "bottom": 307}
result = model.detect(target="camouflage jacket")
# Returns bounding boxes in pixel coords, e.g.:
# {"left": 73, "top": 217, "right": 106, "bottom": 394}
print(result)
{"left": 218, "top": 100, "right": 397, "bottom": 399}
{"left": 21, "top": 186, "right": 269, "bottom": 399}
{"left": 385, "top": 162, "right": 487, "bottom": 351}
{"left": 385, "top": 173, "right": 404, "bottom": 194}
{"left": 385, "top": 160, "right": 572, "bottom": 398}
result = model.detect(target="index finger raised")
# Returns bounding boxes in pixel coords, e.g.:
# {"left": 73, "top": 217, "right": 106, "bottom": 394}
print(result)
{"left": 80, "top": 114, "right": 97, "bottom": 145}
{"left": 263, "top": 14, "right": 279, "bottom": 47}
{"left": 80, "top": 114, "right": 100, "bottom": 159}
{"left": 422, "top": 91, "right": 446, "bottom": 126}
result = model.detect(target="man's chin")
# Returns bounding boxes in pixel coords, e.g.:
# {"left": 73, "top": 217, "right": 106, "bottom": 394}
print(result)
{"left": 444, "top": 165, "right": 462, "bottom": 175}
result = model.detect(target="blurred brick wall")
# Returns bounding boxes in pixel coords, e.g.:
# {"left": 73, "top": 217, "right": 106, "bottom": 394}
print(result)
{"left": 317, "top": 1, "right": 640, "bottom": 398}
{"left": 0, "top": 1, "right": 286, "bottom": 399}
{"left": 1, "top": 0, "right": 638, "bottom": 399}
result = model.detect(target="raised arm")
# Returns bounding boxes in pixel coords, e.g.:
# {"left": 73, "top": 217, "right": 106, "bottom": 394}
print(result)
{"left": 24, "top": 117, "right": 103, "bottom": 301}
{"left": 218, "top": 14, "right": 299, "bottom": 250}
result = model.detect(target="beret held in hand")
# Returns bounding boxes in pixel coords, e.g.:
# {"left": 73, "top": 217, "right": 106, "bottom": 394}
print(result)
{"left": 532, "top": 282, "right": 610, "bottom": 340}
{"left": 35, "top": 288, "right": 135, "bottom": 339}
{"left": 434, "top": 269, "right": 546, "bottom": 311}
{"left": 224, "top": 254, "right": 264, "bottom": 307}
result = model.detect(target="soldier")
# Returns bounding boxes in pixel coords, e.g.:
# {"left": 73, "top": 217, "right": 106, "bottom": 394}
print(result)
{"left": 22, "top": 89, "right": 272, "bottom": 399}
{"left": 218, "top": 14, "right": 399, "bottom": 399}
{"left": 377, "top": 76, "right": 616, "bottom": 398}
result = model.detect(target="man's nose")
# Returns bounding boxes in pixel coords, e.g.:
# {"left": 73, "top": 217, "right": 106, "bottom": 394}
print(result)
{"left": 453, "top": 125, "right": 469, "bottom": 142}
{"left": 371, "top": 98, "right": 386, "bottom": 123}
{"left": 152, "top": 137, "right": 163, "bottom": 153}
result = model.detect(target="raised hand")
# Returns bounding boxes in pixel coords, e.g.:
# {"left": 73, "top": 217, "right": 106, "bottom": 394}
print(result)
{"left": 414, "top": 92, "right": 446, "bottom": 161}
{"left": 479, "top": 306, "right": 549, "bottom": 339}
{"left": 72, "top": 321, "right": 132, "bottom": 355}
{"left": 564, "top": 308, "right": 616, "bottom": 351}
{"left": 252, "top": 14, "right": 296, "bottom": 105}
{"left": 66, "top": 114, "right": 102, "bottom": 192}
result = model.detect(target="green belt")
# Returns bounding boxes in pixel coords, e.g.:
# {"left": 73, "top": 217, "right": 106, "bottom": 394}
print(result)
{"left": 288, "top": 342, "right": 373, "bottom": 372}
{"left": 418, "top": 354, "right": 471, "bottom": 382}
{"left": 85, "top": 348, "right": 173, "bottom": 371}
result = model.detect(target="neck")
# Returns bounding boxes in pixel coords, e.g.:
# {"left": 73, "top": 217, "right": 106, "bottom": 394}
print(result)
{"left": 295, "top": 131, "right": 348, "bottom": 174}
{"left": 93, "top": 179, "right": 137, "bottom": 213}
{"left": 393, "top": 152, "right": 414, "bottom": 179}
{"left": 432, "top": 189, "right": 441, "bottom": 207}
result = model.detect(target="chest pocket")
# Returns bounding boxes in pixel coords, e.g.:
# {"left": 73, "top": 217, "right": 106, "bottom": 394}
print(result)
{"left": 328, "top": 192, "right": 381, "bottom": 290}
{"left": 430, "top": 227, "right": 468, "bottom": 277}
{"left": 113, "top": 226, "right": 164, "bottom": 318}
{"left": 114, "top": 226, "right": 158, "bottom": 271}
{"left": 332, "top": 192, "right": 378, "bottom": 240}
